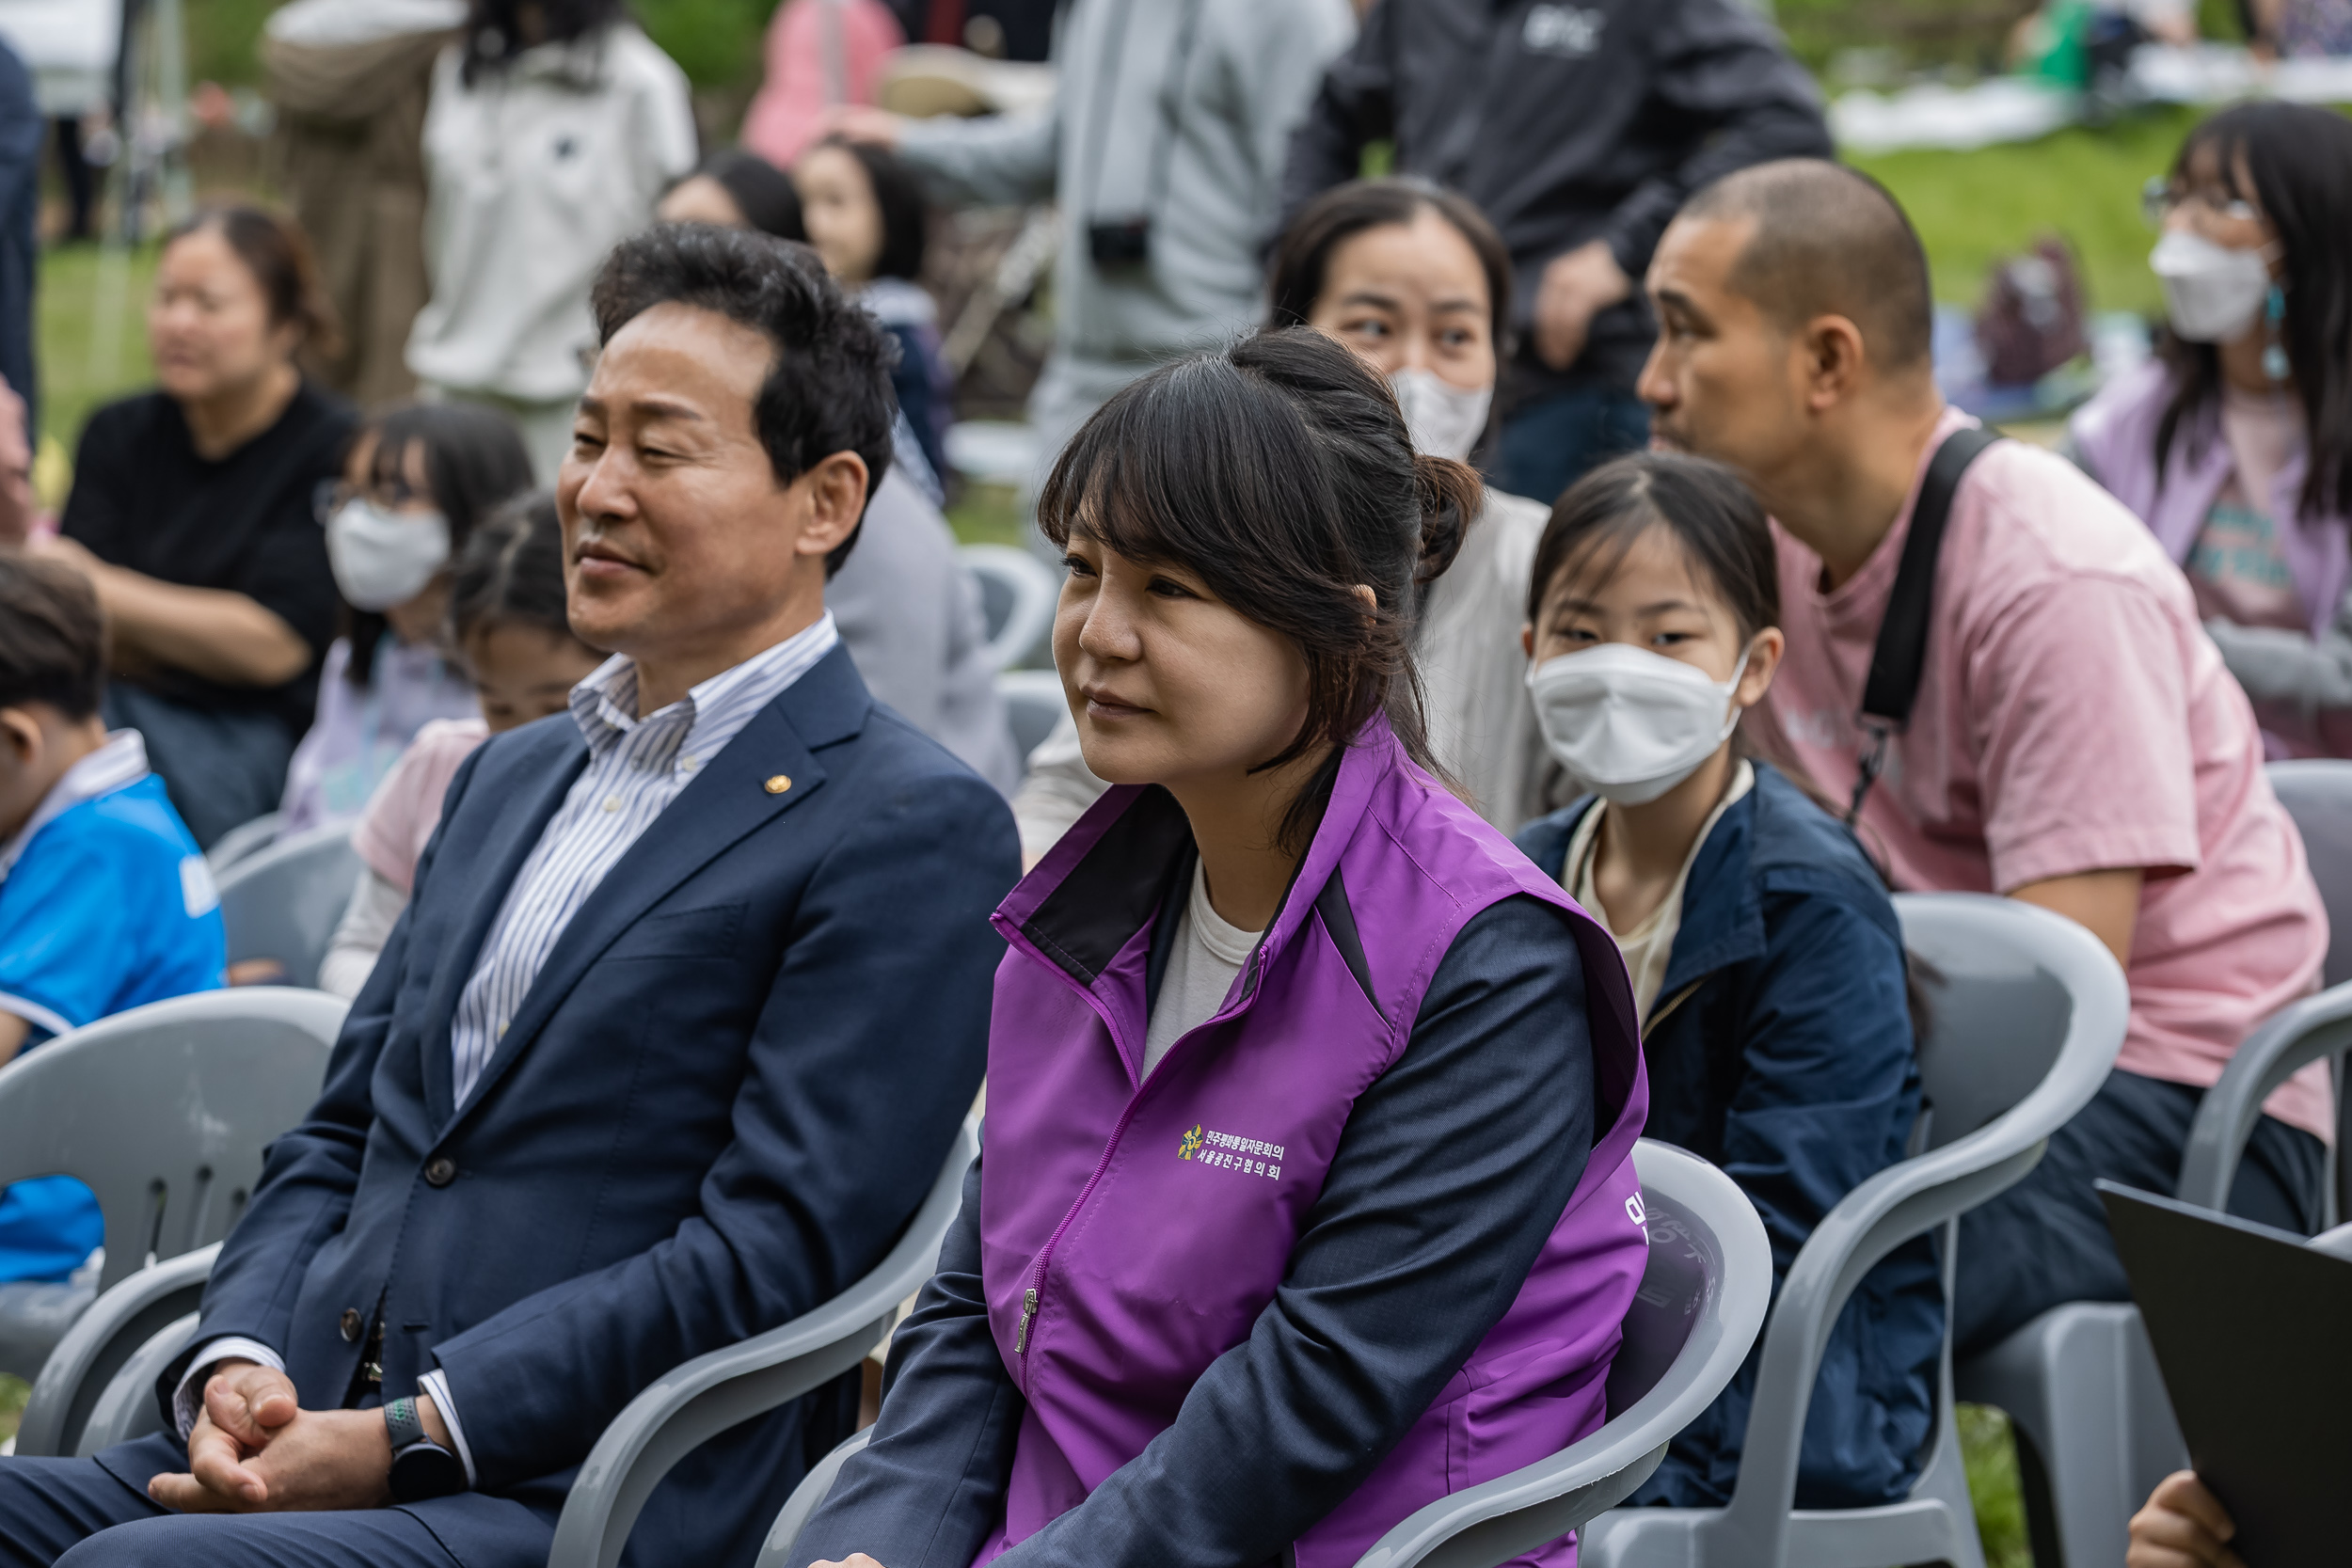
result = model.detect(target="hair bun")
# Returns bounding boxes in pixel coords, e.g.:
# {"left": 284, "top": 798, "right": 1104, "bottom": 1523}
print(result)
{"left": 1410, "top": 451, "right": 1481, "bottom": 585}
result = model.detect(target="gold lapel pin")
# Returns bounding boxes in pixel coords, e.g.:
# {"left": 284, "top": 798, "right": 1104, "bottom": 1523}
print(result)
{"left": 764, "top": 774, "right": 792, "bottom": 795}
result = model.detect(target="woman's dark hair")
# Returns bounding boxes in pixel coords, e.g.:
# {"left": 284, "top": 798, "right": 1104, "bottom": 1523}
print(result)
{"left": 344, "top": 403, "right": 537, "bottom": 687}
{"left": 590, "top": 223, "right": 897, "bottom": 575}
{"left": 448, "top": 490, "right": 581, "bottom": 648}
{"left": 2154, "top": 102, "right": 2352, "bottom": 520}
{"left": 463, "top": 0, "right": 626, "bottom": 81}
{"left": 1526, "top": 452, "right": 1779, "bottom": 641}
{"left": 823, "top": 136, "right": 929, "bottom": 282}
{"left": 1265, "top": 177, "right": 1514, "bottom": 356}
{"left": 166, "top": 202, "right": 342, "bottom": 364}
{"left": 0, "top": 557, "right": 104, "bottom": 721}
{"left": 697, "top": 149, "right": 804, "bottom": 241}
{"left": 1038, "top": 327, "right": 1482, "bottom": 849}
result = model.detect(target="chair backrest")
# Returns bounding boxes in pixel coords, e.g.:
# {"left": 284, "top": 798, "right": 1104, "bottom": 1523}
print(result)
{"left": 960, "top": 543, "right": 1059, "bottom": 672}
{"left": 0, "top": 989, "right": 343, "bottom": 1294}
{"left": 995, "top": 669, "right": 1068, "bottom": 764}
{"left": 2267, "top": 760, "right": 2352, "bottom": 988}
{"left": 217, "top": 822, "right": 361, "bottom": 990}
{"left": 1604, "top": 1142, "right": 1772, "bottom": 1418}
{"left": 1900, "top": 894, "right": 2096, "bottom": 1151}
{"left": 204, "top": 812, "right": 284, "bottom": 875}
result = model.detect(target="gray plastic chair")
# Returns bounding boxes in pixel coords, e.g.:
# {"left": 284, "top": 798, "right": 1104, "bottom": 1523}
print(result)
{"left": 216, "top": 821, "right": 361, "bottom": 990}
{"left": 1958, "top": 760, "right": 2352, "bottom": 1568}
{"left": 959, "top": 544, "right": 1058, "bottom": 671}
{"left": 2265, "top": 757, "right": 2352, "bottom": 1220}
{"left": 994, "top": 669, "right": 1068, "bottom": 764}
{"left": 203, "top": 812, "right": 284, "bottom": 875}
{"left": 757, "top": 1138, "right": 1772, "bottom": 1568}
{"left": 4, "top": 988, "right": 344, "bottom": 1449}
{"left": 1583, "top": 891, "right": 2130, "bottom": 1568}
{"left": 541, "top": 1117, "right": 981, "bottom": 1568}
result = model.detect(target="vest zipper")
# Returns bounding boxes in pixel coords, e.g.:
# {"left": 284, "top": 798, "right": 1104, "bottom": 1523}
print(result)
{"left": 1000, "top": 937, "right": 1263, "bottom": 1379}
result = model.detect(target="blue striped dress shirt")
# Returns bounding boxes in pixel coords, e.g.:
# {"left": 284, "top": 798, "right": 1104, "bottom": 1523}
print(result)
{"left": 447, "top": 611, "right": 841, "bottom": 1104}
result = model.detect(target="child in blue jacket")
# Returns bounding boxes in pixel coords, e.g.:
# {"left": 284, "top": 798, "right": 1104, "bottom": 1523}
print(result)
{"left": 0, "top": 557, "right": 224, "bottom": 1281}
{"left": 1514, "top": 452, "right": 1944, "bottom": 1509}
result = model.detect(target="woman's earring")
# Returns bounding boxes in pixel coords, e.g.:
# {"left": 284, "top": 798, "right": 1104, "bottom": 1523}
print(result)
{"left": 2263, "top": 285, "right": 2291, "bottom": 383}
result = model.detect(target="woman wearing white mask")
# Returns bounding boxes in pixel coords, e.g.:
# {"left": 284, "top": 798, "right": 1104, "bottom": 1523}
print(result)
{"left": 1513, "top": 451, "right": 1943, "bottom": 1513}
{"left": 278, "top": 401, "right": 535, "bottom": 834}
{"left": 1011, "top": 178, "right": 1559, "bottom": 862}
{"left": 2073, "top": 102, "right": 2352, "bottom": 757}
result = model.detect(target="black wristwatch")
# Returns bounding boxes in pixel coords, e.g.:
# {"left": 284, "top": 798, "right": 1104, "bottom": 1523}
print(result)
{"left": 385, "top": 1396, "right": 468, "bottom": 1502}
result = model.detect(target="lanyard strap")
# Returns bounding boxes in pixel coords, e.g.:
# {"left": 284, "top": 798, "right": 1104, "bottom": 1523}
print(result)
{"left": 1846, "top": 423, "right": 2004, "bottom": 829}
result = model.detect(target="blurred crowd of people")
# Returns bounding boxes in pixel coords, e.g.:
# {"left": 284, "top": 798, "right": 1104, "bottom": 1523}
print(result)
{"left": 0, "top": 1, "right": 2344, "bottom": 1565}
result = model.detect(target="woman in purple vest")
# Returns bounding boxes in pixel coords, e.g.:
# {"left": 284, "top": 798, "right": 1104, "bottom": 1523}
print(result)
{"left": 793, "top": 328, "right": 1651, "bottom": 1568}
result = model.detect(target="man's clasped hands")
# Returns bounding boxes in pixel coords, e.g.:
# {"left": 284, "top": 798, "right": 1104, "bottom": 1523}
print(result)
{"left": 145, "top": 1359, "right": 453, "bottom": 1514}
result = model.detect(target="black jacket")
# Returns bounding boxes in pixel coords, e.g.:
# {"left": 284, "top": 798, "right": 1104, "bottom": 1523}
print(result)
{"left": 1281, "top": 0, "right": 1831, "bottom": 398}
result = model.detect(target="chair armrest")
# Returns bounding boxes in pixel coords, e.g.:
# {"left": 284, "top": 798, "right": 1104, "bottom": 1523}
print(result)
{"left": 2177, "top": 981, "right": 2352, "bottom": 1212}
{"left": 759, "top": 1429, "right": 877, "bottom": 1567}
{"left": 547, "top": 1120, "right": 979, "bottom": 1568}
{"left": 77, "top": 1311, "right": 200, "bottom": 1455}
{"left": 17, "top": 1243, "right": 218, "bottom": 1459}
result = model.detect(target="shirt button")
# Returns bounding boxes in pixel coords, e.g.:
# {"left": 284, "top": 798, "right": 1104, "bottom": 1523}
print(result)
{"left": 497, "top": 1020, "right": 508, "bottom": 1038}
{"left": 424, "top": 1157, "right": 457, "bottom": 1188}
{"left": 602, "top": 796, "right": 622, "bottom": 812}
{"left": 340, "top": 1307, "right": 362, "bottom": 1341}
{"left": 680, "top": 755, "right": 697, "bottom": 772}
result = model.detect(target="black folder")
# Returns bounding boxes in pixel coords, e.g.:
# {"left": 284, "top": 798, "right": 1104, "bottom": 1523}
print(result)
{"left": 2098, "top": 1179, "right": 2352, "bottom": 1567}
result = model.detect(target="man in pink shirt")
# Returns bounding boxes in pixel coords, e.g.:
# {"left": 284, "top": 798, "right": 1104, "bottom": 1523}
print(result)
{"left": 1635, "top": 157, "right": 2330, "bottom": 1356}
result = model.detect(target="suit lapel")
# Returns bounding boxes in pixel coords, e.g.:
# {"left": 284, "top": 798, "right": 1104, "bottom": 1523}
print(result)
{"left": 434, "top": 647, "right": 873, "bottom": 1138}
{"left": 418, "top": 725, "right": 591, "bottom": 1127}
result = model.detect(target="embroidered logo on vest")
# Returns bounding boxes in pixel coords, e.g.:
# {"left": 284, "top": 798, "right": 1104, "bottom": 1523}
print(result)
{"left": 1181, "top": 1126, "right": 1284, "bottom": 1181}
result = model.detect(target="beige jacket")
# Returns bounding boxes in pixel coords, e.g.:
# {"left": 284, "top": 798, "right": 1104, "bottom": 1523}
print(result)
{"left": 263, "top": 0, "right": 462, "bottom": 407}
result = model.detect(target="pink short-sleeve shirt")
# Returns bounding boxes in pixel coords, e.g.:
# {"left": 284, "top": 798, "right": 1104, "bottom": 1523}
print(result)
{"left": 1758, "top": 408, "right": 2332, "bottom": 1139}
{"left": 351, "top": 719, "right": 491, "bottom": 896}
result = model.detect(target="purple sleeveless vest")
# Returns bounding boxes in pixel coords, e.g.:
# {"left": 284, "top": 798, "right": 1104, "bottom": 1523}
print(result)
{"left": 977, "top": 719, "right": 1650, "bottom": 1567}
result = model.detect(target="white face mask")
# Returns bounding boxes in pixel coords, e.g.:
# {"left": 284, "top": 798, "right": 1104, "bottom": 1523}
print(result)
{"left": 1526, "top": 641, "right": 1751, "bottom": 805}
{"left": 2150, "top": 230, "right": 2272, "bottom": 344}
{"left": 326, "top": 499, "right": 451, "bottom": 611}
{"left": 1390, "top": 368, "right": 1493, "bottom": 463}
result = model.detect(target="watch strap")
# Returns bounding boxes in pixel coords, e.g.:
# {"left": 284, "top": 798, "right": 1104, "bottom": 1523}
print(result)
{"left": 384, "top": 1395, "right": 426, "bottom": 1452}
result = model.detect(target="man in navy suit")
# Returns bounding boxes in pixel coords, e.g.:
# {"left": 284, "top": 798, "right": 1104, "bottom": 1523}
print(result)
{"left": 0, "top": 225, "right": 1020, "bottom": 1567}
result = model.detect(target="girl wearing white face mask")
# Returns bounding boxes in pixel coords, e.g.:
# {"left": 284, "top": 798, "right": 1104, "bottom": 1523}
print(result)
{"left": 278, "top": 402, "right": 535, "bottom": 834}
{"left": 2073, "top": 102, "right": 2352, "bottom": 758}
{"left": 1513, "top": 451, "right": 1945, "bottom": 1513}
{"left": 1010, "top": 179, "right": 1561, "bottom": 863}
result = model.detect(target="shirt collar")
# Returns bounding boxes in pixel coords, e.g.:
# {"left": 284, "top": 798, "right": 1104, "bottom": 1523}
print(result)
{"left": 567, "top": 611, "right": 841, "bottom": 769}
{"left": 0, "top": 730, "right": 151, "bottom": 880}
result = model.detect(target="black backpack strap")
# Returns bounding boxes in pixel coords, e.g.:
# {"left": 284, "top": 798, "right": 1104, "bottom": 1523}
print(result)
{"left": 1845, "top": 423, "right": 2003, "bottom": 828}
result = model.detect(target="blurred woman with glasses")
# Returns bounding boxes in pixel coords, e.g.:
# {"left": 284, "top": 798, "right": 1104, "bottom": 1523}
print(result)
{"left": 278, "top": 402, "right": 535, "bottom": 834}
{"left": 2074, "top": 102, "right": 2352, "bottom": 758}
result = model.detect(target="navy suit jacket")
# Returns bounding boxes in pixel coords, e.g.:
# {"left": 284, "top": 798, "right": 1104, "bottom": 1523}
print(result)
{"left": 164, "top": 645, "right": 1018, "bottom": 1563}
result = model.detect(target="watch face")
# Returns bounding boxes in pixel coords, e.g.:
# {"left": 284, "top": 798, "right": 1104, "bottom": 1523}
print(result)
{"left": 389, "top": 1441, "right": 469, "bottom": 1503}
